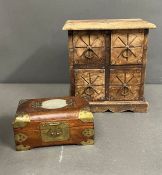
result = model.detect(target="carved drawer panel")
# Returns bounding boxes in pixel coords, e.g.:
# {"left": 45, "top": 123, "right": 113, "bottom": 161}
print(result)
{"left": 109, "top": 68, "right": 142, "bottom": 100}
{"left": 111, "top": 30, "right": 144, "bottom": 65}
{"left": 73, "top": 31, "right": 105, "bottom": 65}
{"left": 75, "top": 69, "right": 105, "bottom": 100}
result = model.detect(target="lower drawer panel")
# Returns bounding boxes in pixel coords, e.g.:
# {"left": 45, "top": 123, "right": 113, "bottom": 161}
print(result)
{"left": 108, "top": 67, "right": 142, "bottom": 101}
{"left": 74, "top": 69, "right": 105, "bottom": 101}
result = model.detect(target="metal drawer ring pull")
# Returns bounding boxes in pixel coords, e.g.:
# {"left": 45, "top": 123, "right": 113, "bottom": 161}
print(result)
{"left": 120, "top": 84, "right": 130, "bottom": 96}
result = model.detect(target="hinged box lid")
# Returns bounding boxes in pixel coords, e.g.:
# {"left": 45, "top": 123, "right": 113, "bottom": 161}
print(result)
{"left": 13, "top": 96, "right": 93, "bottom": 129}
{"left": 63, "top": 19, "right": 156, "bottom": 30}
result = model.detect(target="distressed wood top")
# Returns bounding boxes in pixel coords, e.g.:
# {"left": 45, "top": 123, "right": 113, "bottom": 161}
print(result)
{"left": 63, "top": 19, "right": 156, "bottom": 30}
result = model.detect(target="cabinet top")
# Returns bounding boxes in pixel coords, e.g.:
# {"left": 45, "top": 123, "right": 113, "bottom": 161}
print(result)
{"left": 63, "top": 19, "right": 156, "bottom": 30}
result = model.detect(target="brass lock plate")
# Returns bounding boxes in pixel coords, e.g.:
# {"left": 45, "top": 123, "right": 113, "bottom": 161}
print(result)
{"left": 40, "top": 122, "right": 70, "bottom": 142}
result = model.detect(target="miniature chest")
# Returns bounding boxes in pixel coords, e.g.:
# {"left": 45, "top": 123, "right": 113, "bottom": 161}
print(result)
{"left": 63, "top": 19, "right": 156, "bottom": 112}
{"left": 12, "top": 96, "right": 94, "bottom": 151}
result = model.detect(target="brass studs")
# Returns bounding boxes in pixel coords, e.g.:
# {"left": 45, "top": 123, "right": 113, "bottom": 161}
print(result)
{"left": 82, "top": 128, "right": 94, "bottom": 137}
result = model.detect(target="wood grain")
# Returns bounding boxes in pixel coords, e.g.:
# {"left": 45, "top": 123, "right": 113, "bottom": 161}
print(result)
{"left": 109, "top": 68, "right": 142, "bottom": 101}
{"left": 64, "top": 19, "right": 156, "bottom": 112}
{"left": 73, "top": 31, "right": 105, "bottom": 65}
{"left": 111, "top": 29, "right": 144, "bottom": 65}
{"left": 13, "top": 97, "right": 94, "bottom": 150}
{"left": 63, "top": 19, "right": 156, "bottom": 30}
{"left": 74, "top": 69, "right": 105, "bottom": 101}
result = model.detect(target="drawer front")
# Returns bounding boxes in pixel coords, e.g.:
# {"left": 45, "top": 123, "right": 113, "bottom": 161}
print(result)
{"left": 75, "top": 69, "right": 105, "bottom": 101}
{"left": 111, "top": 30, "right": 144, "bottom": 65}
{"left": 73, "top": 31, "right": 105, "bottom": 65}
{"left": 109, "top": 68, "right": 142, "bottom": 100}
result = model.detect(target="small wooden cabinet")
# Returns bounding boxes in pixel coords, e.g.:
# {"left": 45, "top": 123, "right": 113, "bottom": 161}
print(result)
{"left": 63, "top": 19, "right": 156, "bottom": 112}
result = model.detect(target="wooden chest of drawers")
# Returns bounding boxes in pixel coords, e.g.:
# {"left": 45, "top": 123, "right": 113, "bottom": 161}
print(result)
{"left": 63, "top": 19, "right": 156, "bottom": 112}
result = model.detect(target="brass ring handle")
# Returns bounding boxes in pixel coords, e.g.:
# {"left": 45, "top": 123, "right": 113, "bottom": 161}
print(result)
{"left": 84, "top": 86, "right": 94, "bottom": 96}
{"left": 84, "top": 49, "right": 94, "bottom": 59}
{"left": 122, "top": 47, "right": 132, "bottom": 58}
{"left": 121, "top": 85, "right": 129, "bottom": 96}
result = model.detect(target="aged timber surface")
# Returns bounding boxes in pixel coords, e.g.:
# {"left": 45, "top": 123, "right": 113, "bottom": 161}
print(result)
{"left": 63, "top": 19, "right": 156, "bottom": 30}
{"left": 65, "top": 22, "right": 155, "bottom": 112}
{"left": 0, "top": 84, "right": 162, "bottom": 175}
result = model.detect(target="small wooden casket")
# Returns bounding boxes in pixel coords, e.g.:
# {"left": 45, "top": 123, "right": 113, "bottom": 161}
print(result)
{"left": 12, "top": 96, "right": 94, "bottom": 151}
{"left": 63, "top": 19, "right": 156, "bottom": 112}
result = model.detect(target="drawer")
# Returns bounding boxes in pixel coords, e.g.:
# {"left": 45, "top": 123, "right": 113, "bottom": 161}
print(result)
{"left": 74, "top": 69, "right": 105, "bottom": 101}
{"left": 109, "top": 68, "right": 142, "bottom": 100}
{"left": 73, "top": 31, "right": 105, "bottom": 65}
{"left": 111, "top": 30, "right": 144, "bottom": 65}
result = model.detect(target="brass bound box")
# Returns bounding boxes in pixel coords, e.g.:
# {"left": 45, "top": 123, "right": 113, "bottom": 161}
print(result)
{"left": 63, "top": 19, "right": 156, "bottom": 112}
{"left": 12, "top": 96, "right": 94, "bottom": 151}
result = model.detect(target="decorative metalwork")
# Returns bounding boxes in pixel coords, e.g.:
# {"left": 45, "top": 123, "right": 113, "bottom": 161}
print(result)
{"left": 75, "top": 69, "right": 105, "bottom": 100}
{"left": 15, "top": 133, "right": 28, "bottom": 143}
{"left": 31, "top": 101, "right": 42, "bottom": 108}
{"left": 82, "top": 128, "right": 94, "bottom": 137}
{"left": 114, "top": 34, "right": 138, "bottom": 61}
{"left": 13, "top": 113, "right": 30, "bottom": 128}
{"left": 40, "top": 122, "right": 70, "bottom": 142}
{"left": 16, "top": 144, "right": 31, "bottom": 151}
{"left": 111, "top": 30, "right": 144, "bottom": 64}
{"left": 73, "top": 31, "right": 105, "bottom": 64}
{"left": 116, "top": 72, "right": 137, "bottom": 96}
{"left": 80, "top": 139, "right": 94, "bottom": 145}
{"left": 81, "top": 73, "right": 100, "bottom": 98}
{"left": 76, "top": 39, "right": 100, "bottom": 61}
{"left": 79, "top": 110, "right": 94, "bottom": 123}
{"left": 109, "top": 69, "right": 141, "bottom": 100}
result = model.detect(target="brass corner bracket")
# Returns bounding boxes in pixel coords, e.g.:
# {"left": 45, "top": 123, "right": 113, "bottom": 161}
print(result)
{"left": 13, "top": 113, "right": 30, "bottom": 129}
{"left": 79, "top": 110, "right": 94, "bottom": 123}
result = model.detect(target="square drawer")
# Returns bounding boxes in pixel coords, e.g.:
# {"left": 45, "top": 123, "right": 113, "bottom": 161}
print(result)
{"left": 74, "top": 69, "right": 105, "bottom": 101}
{"left": 109, "top": 68, "right": 142, "bottom": 100}
{"left": 111, "top": 30, "right": 144, "bottom": 65}
{"left": 73, "top": 31, "right": 105, "bottom": 65}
